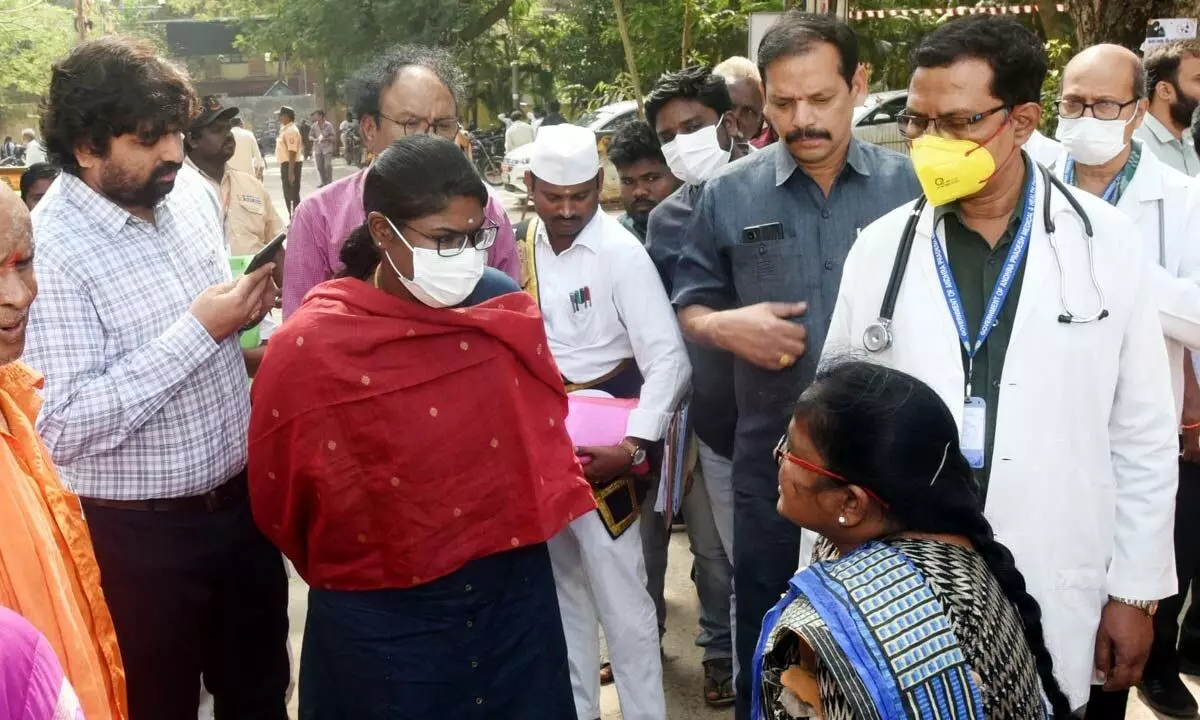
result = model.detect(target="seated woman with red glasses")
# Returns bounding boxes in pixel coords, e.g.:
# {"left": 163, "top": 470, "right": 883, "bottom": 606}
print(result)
{"left": 248, "top": 135, "right": 594, "bottom": 719}
{"left": 753, "top": 361, "right": 1074, "bottom": 720}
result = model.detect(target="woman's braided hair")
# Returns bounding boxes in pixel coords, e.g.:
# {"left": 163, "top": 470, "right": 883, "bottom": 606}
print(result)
{"left": 794, "top": 360, "right": 1073, "bottom": 718}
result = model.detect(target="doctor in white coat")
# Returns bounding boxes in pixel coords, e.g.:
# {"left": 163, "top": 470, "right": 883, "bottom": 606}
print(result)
{"left": 1054, "top": 44, "right": 1200, "bottom": 416}
{"left": 1054, "top": 44, "right": 1200, "bottom": 718}
{"left": 822, "top": 17, "right": 1178, "bottom": 714}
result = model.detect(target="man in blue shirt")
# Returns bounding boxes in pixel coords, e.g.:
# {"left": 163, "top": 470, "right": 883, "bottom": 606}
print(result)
{"left": 670, "top": 12, "right": 920, "bottom": 716}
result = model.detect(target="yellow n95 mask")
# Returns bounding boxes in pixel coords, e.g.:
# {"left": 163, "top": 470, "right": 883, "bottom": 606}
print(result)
{"left": 910, "top": 134, "right": 998, "bottom": 207}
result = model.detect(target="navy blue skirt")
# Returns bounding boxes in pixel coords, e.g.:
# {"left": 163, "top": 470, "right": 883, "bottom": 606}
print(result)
{"left": 298, "top": 543, "right": 575, "bottom": 719}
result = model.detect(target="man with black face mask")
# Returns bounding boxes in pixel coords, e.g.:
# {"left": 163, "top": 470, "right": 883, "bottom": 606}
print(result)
{"left": 1136, "top": 40, "right": 1200, "bottom": 176}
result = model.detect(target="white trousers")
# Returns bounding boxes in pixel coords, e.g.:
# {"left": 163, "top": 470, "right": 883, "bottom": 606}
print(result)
{"left": 548, "top": 512, "right": 667, "bottom": 720}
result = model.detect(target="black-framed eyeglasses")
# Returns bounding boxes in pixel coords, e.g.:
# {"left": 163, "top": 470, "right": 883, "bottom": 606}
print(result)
{"left": 896, "top": 104, "right": 1010, "bottom": 140}
{"left": 1056, "top": 98, "right": 1138, "bottom": 121}
{"left": 401, "top": 223, "right": 499, "bottom": 257}
{"left": 378, "top": 113, "right": 460, "bottom": 141}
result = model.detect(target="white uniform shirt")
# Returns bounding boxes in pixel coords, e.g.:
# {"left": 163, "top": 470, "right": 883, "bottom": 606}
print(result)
{"left": 23, "top": 140, "right": 45, "bottom": 165}
{"left": 505, "top": 121, "right": 536, "bottom": 152}
{"left": 535, "top": 210, "right": 691, "bottom": 442}
{"left": 1056, "top": 142, "right": 1200, "bottom": 419}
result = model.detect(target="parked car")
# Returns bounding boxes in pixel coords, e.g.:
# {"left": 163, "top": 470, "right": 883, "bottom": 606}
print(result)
{"left": 502, "top": 100, "right": 641, "bottom": 201}
{"left": 852, "top": 89, "right": 909, "bottom": 155}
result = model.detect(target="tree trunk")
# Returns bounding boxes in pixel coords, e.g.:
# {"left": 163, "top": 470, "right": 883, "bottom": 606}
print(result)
{"left": 612, "top": 0, "right": 645, "bottom": 117}
{"left": 1035, "top": 0, "right": 1064, "bottom": 42}
{"left": 681, "top": 0, "right": 692, "bottom": 70}
{"left": 1066, "top": 0, "right": 1190, "bottom": 51}
{"left": 459, "top": 0, "right": 518, "bottom": 44}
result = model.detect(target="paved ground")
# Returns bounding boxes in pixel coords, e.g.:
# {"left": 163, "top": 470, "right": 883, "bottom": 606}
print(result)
{"left": 261, "top": 154, "right": 1183, "bottom": 720}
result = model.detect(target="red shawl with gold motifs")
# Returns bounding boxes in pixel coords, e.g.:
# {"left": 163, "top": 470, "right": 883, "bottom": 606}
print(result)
{"left": 248, "top": 278, "right": 594, "bottom": 590}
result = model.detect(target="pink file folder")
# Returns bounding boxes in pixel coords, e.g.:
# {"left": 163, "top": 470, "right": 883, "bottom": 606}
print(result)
{"left": 565, "top": 395, "right": 637, "bottom": 447}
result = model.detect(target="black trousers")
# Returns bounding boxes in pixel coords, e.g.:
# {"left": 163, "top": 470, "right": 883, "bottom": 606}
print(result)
{"left": 83, "top": 484, "right": 290, "bottom": 720}
{"left": 1146, "top": 456, "right": 1200, "bottom": 678}
{"left": 733, "top": 486, "right": 802, "bottom": 720}
{"left": 280, "top": 161, "right": 302, "bottom": 216}
{"left": 1083, "top": 456, "right": 1200, "bottom": 719}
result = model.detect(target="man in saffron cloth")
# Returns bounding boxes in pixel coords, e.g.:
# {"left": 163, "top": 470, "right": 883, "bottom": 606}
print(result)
{"left": 0, "top": 184, "right": 127, "bottom": 720}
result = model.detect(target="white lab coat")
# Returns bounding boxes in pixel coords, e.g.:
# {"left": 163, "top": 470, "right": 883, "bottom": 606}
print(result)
{"left": 823, "top": 168, "right": 1178, "bottom": 709}
{"left": 1054, "top": 144, "right": 1200, "bottom": 419}
{"left": 1026, "top": 129, "right": 1064, "bottom": 170}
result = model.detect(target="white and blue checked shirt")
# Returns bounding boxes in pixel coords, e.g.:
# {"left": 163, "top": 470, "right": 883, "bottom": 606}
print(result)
{"left": 25, "top": 167, "right": 251, "bottom": 500}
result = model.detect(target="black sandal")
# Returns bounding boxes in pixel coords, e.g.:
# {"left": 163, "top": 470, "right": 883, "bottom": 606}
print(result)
{"left": 703, "top": 658, "right": 736, "bottom": 707}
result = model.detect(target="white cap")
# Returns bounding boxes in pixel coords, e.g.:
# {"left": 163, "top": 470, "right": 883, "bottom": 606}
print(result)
{"left": 529, "top": 124, "right": 600, "bottom": 186}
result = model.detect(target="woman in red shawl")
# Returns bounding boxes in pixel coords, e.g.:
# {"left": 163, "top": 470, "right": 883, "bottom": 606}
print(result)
{"left": 248, "top": 135, "right": 594, "bottom": 719}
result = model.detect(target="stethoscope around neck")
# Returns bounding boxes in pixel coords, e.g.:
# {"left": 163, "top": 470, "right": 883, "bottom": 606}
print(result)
{"left": 863, "top": 163, "right": 1110, "bottom": 354}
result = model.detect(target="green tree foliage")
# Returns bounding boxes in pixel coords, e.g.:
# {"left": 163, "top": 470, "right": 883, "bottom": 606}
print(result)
{"left": 170, "top": 0, "right": 517, "bottom": 95}
{"left": 0, "top": 0, "right": 74, "bottom": 120}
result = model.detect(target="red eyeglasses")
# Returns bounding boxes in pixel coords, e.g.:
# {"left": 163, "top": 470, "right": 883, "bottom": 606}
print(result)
{"left": 774, "top": 435, "right": 891, "bottom": 509}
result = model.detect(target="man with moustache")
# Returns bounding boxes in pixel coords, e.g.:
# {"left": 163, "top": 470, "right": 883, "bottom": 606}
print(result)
{"left": 1137, "top": 41, "right": 1200, "bottom": 177}
{"left": 824, "top": 17, "right": 1177, "bottom": 717}
{"left": 24, "top": 37, "right": 288, "bottom": 718}
{"left": 524, "top": 124, "right": 689, "bottom": 720}
{"left": 608, "top": 120, "right": 681, "bottom": 243}
{"left": 670, "top": 13, "right": 920, "bottom": 717}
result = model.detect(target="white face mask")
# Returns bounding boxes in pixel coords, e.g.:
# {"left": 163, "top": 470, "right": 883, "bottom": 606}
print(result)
{"left": 1054, "top": 114, "right": 1135, "bottom": 166}
{"left": 661, "top": 122, "right": 732, "bottom": 185}
{"left": 381, "top": 217, "right": 486, "bottom": 308}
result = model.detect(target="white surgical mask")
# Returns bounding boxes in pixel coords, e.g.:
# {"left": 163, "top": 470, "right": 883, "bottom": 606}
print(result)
{"left": 661, "top": 123, "right": 732, "bottom": 185}
{"left": 381, "top": 217, "right": 486, "bottom": 308}
{"left": 1054, "top": 114, "right": 1135, "bottom": 166}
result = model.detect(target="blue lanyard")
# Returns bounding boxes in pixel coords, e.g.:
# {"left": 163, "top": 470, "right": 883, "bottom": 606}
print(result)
{"left": 1062, "top": 142, "right": 1141, "bottom": 206}
{"left": 931, "top": 170, "right": 1037, "bottom": 397}
{"left": 1064, "top": 159, "right": 1119, "bottom": 203}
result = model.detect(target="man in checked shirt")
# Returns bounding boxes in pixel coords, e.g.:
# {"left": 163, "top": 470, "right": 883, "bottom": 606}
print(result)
{"left": 24, "top": 37, "right": 289, "bottom": 719}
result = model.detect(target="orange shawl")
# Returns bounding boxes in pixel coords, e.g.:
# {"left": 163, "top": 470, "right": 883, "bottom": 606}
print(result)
{"left": 0, "top": 362, "right": 126, "bottom": 720}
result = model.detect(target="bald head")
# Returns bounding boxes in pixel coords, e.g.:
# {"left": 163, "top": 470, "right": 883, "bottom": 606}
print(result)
{"left": 1064, "top": 44, "right": 1147, "bottom": 102}
{"left": 0, "top": 185, "right": 30, "bottom": 248}
{"left": 0, "top": 184, "right": 36, "bottom": 365}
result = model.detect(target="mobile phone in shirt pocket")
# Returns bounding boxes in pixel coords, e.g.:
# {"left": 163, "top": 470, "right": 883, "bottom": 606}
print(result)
{"left": 732, "top": 223, "right": 807, "bottom": 305}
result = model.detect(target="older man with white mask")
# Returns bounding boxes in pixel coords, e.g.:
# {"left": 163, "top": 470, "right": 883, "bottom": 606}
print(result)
{"left": 1054, "top": 42, "right": 1200, "bottom": 719}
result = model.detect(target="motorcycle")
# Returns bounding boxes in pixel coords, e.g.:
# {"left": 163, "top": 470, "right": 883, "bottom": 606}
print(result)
{"left": 342, "top": 125, "right": 363, "bottom": 168}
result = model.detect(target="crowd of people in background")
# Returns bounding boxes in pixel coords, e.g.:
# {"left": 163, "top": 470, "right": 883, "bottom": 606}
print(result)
{"left": 4, "top": 9, "right": 1200, "bottom": 720}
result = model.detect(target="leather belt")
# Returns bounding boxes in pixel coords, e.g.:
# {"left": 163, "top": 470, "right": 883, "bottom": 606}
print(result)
{"left": 80, "top": 469, "right": 248, "bottom": 513}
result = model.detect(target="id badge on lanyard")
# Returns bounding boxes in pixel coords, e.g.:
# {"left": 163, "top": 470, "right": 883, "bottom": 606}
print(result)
{"left": 961, "top": 397, "right": 987, "bottom": 469}
{"left": 931, "top": 172, "right": 1037, "bottom": 469}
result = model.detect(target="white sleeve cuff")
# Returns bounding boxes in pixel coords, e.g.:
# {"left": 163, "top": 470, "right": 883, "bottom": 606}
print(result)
{"left": 625, "top": 408, "right": 671, "bottom": 443}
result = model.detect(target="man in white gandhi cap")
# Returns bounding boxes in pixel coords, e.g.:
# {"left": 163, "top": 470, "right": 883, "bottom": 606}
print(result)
{"left": 520, "top": 124, "right": 690, "bottom": 720}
